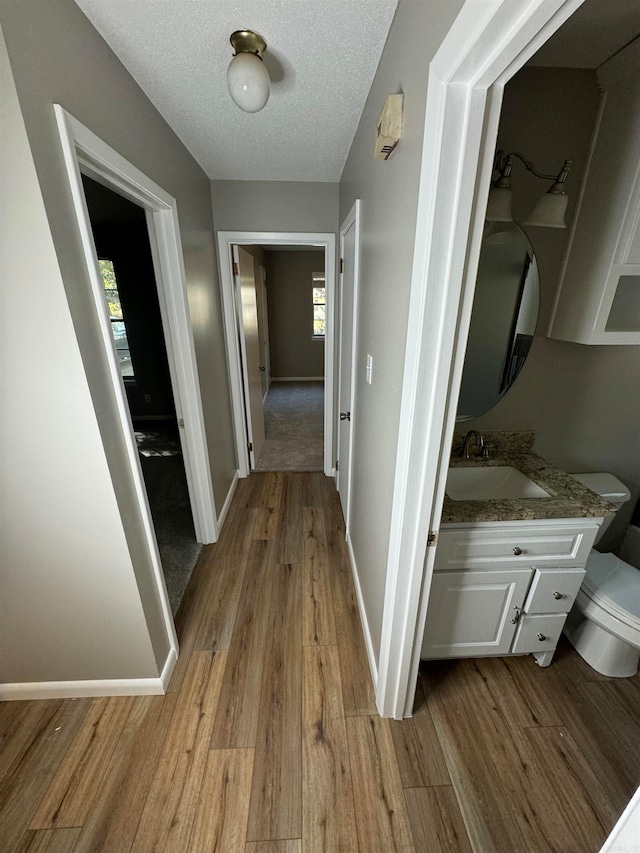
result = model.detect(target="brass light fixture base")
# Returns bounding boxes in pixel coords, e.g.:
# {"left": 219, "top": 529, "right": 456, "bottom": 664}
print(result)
{"left": 230, "top": 30, "right": 267, "bottom": 58}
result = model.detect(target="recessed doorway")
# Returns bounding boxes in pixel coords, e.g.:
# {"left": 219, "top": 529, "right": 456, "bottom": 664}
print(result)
{"left": 218, "top": 231, "right": 336, "bottom": 478}
{"left": 82, "top": 176, "right": 201, "bottom": 614}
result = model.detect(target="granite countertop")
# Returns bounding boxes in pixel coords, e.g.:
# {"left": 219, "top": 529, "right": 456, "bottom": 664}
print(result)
{"left": 441, "top": 431, "right": 616, "bottom": 525}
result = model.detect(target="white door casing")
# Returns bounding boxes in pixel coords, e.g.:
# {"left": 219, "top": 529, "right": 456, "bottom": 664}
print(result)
{"left": 336, "top": 201, "right": 361, "bottom": 532}
{"left": 257, "top": 265, "right": 270, "bottom": 400}
{"left": 218, "top": 231, "right": 336, "bottom": 478}
{"left": 234, "top": 246, "right": 266, "bottom": 468}
{"left": 376, "top": 0, "right": 587, "bottom": 720}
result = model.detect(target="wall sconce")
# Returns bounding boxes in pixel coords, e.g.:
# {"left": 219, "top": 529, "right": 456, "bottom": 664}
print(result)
{"left": 486, "top": 150, "right": 572, "bottom": 228}
{"left": 227, "top": 30, "right": 270, "bottom": 113}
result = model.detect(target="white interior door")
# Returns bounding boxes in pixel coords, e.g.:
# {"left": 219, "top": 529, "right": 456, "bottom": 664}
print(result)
{"left": 256, "top": 264, "right": 270, "bottom": 399}
{"left": 336, "top": 201, "right": 360, "bottom": 529}
{"left": 234, "top": 245, "right": 265, "bottom": 468}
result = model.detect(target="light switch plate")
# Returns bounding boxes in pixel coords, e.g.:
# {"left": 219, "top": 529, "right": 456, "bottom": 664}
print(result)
{"left": 366, "top": 354, "right": 373, "bottom": 385}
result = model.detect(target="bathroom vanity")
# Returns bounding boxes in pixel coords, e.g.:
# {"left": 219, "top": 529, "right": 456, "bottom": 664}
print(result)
{"left": 421, "top": 432, "right": 614, "bottom": 666}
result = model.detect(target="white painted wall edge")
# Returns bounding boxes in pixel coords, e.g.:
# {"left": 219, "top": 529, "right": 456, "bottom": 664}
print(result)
{"left": 0, "top": 648, "right": 177, "bottom": 701}
{"left": 346, "top": 533, "right": 379, "bottom": 688}
{"left": 217, "top": 470, "right": 239, "bottom": 531}
{"left": 599, "top": 784, "right": 640, "bottom": 852}
{"left": 376, "top": 0, "right": 587, "bottom": 720}
{"left": 217, "top": 231, "right": 336, "bottom": 478}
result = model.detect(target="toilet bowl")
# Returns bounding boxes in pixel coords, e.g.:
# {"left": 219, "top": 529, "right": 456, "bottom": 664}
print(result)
{"left": 563, "top": 473, "right": 640, "bottom": 678}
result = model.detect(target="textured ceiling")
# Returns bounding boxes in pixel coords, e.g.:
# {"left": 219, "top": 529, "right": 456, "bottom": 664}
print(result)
{"left": 528, "top": 0, "right": 640, "bottom": 68}
{"left": 75, "top": 0, "right": 398, "bottom": 182}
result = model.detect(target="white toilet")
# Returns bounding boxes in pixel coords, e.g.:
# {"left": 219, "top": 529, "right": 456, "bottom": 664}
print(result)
{"left": 564, "top": 472, "right": 640, "bottom": 677}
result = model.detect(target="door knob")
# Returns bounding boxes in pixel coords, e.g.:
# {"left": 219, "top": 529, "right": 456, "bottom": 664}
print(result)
{"left": 537, "top": 633, "right": 547, "bottom": 642}
{"left": 340, "top": 412, "right": 351, "bottom": 421}
{"left": 511, "top": 606, "right": 522, "bottom": 625}
{"left": 553, "top": 591, "right": 563, "bottom": 600}
{"left": 259, "top": 366, "right": 265, "bottom": 371}
{"left": 513, "top": 547, "right": 523, "bottom": 556}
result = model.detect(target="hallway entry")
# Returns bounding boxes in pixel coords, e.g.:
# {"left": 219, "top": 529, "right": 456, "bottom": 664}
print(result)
{"left": 82, "top": 176, "right": 201, "bottom": 614}
{"left": 228, "top": 240, "right": 331, "bottom": 473}
{"left": 218, "top": 231, "right": 336, "bottom": 478}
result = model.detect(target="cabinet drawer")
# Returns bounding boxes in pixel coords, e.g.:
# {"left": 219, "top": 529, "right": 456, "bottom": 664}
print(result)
{"left": 435, "top": 524, "right": 598, "bottom": 571}
{"left": 523, "top": 567, "right": 585, "bottom": 615}
{"left": 512, "top": 613, "right": 566, "bottom": 654}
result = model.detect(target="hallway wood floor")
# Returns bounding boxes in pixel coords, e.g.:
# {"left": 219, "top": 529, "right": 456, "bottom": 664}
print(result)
{"left": 0, "top": 473, "right": 638, "bottom": 852}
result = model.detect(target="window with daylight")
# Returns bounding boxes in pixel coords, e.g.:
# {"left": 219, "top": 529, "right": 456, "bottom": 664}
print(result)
{"left": 312, "top": 273, "right": 326, "bottom": 338}
{"left": 99, "top": 259, "right": 135, "bottom": 379}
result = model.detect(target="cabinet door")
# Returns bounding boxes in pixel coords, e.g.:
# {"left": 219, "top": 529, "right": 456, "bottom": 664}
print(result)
{"left": 421, "top": 569, "right": 532, "bottom": 659}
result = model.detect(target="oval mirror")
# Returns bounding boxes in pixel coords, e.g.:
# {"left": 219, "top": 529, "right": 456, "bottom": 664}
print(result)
{"left": 457, "top": 221, "right": 539, "bottom": 421}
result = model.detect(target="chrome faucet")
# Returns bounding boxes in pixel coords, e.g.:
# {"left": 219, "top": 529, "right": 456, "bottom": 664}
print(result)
{"left": 461, "top": 429, "right": 485, "bottom": 460}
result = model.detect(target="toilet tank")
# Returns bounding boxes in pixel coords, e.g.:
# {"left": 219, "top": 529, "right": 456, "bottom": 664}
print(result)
{"left": 573, "top": 473, "right": 632, "bottom": 545}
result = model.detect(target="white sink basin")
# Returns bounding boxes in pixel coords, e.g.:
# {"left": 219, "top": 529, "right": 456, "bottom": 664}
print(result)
{"left": 446, "top": 466, "right": 551, "bottom": 501}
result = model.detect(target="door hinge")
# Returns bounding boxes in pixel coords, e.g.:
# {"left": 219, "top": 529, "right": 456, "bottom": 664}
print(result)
{"left": 427, "top": 531, "right": 438, "bottom": 547}
{"left": 340, "top": 258, "right": 344, "bottom": 274}
{"left": 247, "top": 442, "right": 253, "bottom": 453}
{"left": 335, "top": 460, "right": 339, "bottom": 471}
{"left": 233, "top": 262, "right": 239, "bottom": 276}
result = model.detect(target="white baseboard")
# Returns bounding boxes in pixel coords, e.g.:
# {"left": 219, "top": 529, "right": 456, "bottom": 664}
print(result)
{"left": 217, "top": 471, "right": 239, "bottom": 532}
{"left": 346, "top": 532, "right": 379, "bottom": 690}
{"left": 272, "top": 376, "right": 324, "bottom": 382}
{"left": 0, "top": 647, "right": 178, "bottom": 701}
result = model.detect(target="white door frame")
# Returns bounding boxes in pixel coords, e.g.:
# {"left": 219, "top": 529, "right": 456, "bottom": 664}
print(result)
{"left": 258, "top": 264, "right": 271, "bottom": 400}
{"left": 54, "top": 105, "right": 220, "bottom": 654}
{"left": 233, "top": 245, "right": 264, "bottom": 469}
{"left": 376, "top": 0, "right": 586, "bottom": 719}
{"left": 336, "top": 200, "right": 361, "bottom": 534}
{"left": 217, "top": 231, "right": 337, "bottom": 477}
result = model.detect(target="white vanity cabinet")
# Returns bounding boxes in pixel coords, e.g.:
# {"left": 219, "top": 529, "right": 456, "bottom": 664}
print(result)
{"left": 548, "top": 41, "right": 640, "bottom": 345}
{"left": 421, "top": 519, "right": 599, "bottom": 665}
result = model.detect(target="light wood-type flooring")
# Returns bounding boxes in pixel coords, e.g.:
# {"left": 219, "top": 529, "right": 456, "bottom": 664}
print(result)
{"left": 1, "top": 472, "right": 639, "bottom": 852}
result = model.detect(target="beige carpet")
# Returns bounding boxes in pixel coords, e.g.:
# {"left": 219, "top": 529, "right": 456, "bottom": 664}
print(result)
{"left": 255, "top": 381, "right": 324, "bottom": 471}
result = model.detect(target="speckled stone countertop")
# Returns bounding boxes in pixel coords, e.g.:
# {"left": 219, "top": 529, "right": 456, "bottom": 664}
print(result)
{"left": 441, "top": 431, "right": 616, "bottom": 525}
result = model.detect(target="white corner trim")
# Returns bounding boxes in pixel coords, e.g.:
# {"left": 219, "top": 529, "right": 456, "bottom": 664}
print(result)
{"left": 217, "top": 471, "right": 239, "bottom": 531}
{"left": 160, "top": 645, "right": 178, "bottom": 690}
{"left": 599, "top": 783, "right": 640, "bottom": 852}
{"left": 0, "top": 648, "right": 177, "bottom": 701}
{"left": 346, "top": 532, "right": 379, "bottom": 690}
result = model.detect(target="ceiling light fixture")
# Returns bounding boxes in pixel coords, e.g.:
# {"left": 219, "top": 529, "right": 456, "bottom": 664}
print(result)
{"left": 486, "top": 150, "right": 572, "bottom": 228}
{"left": 227, "top": 29, "right": 270, "bottom": 114}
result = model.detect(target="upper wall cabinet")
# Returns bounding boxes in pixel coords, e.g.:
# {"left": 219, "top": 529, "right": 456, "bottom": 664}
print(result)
{"left": 548, "top": 39, "right": 640, "bottom": 345}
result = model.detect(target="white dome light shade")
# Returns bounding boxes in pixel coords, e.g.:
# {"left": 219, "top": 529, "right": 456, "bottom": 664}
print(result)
{"left": 227, "top": 51, "right": 270, "bottom": 113}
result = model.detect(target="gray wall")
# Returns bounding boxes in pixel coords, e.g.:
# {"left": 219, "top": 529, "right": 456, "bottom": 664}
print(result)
{"left": 211, "top": 181, "right": 339, "bottom": 234}
{"left": 466, "top": 67, "right": 640, "bottom": 547}
{"left": 265, "top": 251, "right": 325, "bottom": 378}
{"left": 0, "top": 0, "right": 237, "bottom": 683}
{"left": 1, "top": 23, "right": 158, "bottom": 683}
{"left": 339, "top": 0, "right": 465, "bottom": 664}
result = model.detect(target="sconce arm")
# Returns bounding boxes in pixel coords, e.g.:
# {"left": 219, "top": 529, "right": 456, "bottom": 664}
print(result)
{"left": 495, "top": 149, "right": 571, "bottom": 183}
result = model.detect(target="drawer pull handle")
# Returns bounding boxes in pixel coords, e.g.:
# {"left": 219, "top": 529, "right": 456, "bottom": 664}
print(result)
{"left": 553, "top": 591, "right": 563, "bottom": 600}
{"left": 513, "top": 547, "right": 524, "bottom": 556}
{"left": 511, "top": 606, "right": 522, "bottom": 625}
{"left": 537, "top": 633, "right": 547, "bottom": 642}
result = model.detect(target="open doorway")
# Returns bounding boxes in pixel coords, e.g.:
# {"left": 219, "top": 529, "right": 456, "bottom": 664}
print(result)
{"left": 218, "top": 231, "right": 336, "bottom": 478}
{"left": 235, "top": 244, "right": 326, "bottom": 472}
{"left": 81, "top": 176, "right": 201, "bottom": 614}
